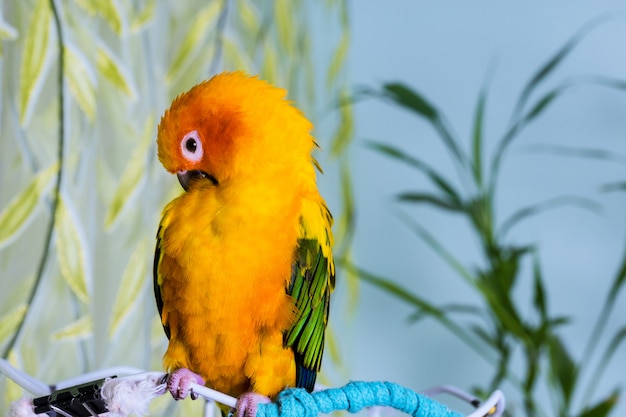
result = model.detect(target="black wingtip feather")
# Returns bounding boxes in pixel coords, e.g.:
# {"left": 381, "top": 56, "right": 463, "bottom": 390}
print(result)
{"left": 295, "top": 361, "right": 317, "bottom": 392}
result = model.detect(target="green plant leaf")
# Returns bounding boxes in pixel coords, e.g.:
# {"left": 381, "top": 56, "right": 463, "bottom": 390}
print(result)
{"left": 525, "top": 144, "right": 626, "bottom": 166}
{"left": 585, "top": 325, "right": 626, "bottom": 401}
{"left": 104, "top": 116, "right": 153, "bottom": 229}
{"left": 578, "top": 391, "right": 619, "bottom": 417}
{"left": 261, "top": 38, "right": 279, "bottom": 86}
{"left": 549, "top": 335, "right": 578, "bottom": 408}
{"left": 327, "top": 30, "right": 349, "bottom": 87}
{"left": 380, "top": 83, "right": 467, "bottom": 168}
{"left": 19, "top": 0, "right": 52, "bottom": 125}
{"left": 499, "top": 195, "right": 601, "bottom": 239}
{"left": 408, "top": 302, "right": 483, "bottom": 324}
{"left": 475, "top": 278, "right": 531, "bottom": 345}
{"left": 330, "top": 88, "right": 354, "bottom": 157}
{"left": 397, "top": 213, "right": 474, "bottom": 284}
{"left": 238, "top": 0, "right": 260, "bottom": 36}
{"left": 51, "top": 316, "right": 93, "bottom": 341}
{"left": 165, "top": 1, "right": 221, "bottom": 83}
{"left": 96, "top": 44, "right": 137, "bottom": 99}
{"left": 74, "top": 0, "right": 123, "bottom": 35}
{"left": 601, "top": 181, "right": 626, "bottom": 193}
{"left": 0, "top": 305, "right": 27, "bottom": 344}
{"left": 532, "top": 254, "right": 548, "bottom": 321}
{"left": 509, "top": 15, "right": 610, "bottom": 125}
{"left": 109, "top": 239, "right": 149, "bottom": 336}
{"left": 347, "top": 262, "right": 491, "bottom": 361}
{"left": 130, "top": 0, "right": 155, "bottom": 32}
{"left": 64, "top": 43, "right": 97, "bottom": 121}
{"left": 367, "top": 141, "right": 463, "bottom": 207}
{"left": 275, "top": 0, "right": 295, "bottom": 55}
{"left": 397, "top": 192, "right": 464, "bottom": 213}
{"left": 55, "top": 196, "right": 91, "bottom": 304}
{"left": 471, "top": 84, "right": 487, "bottom": 186}
{"left": 381, "top": 83, "right": 437, "bottom": 119}
{"left": 223, "top": 36, "right": 253, "bottom": 72}
{"left": 0, "top": 163, "right": 58, "bottom": 250}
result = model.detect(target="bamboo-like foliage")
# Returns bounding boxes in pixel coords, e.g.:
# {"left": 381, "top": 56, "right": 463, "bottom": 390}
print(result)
{"left": 349, "top": 17, "right": 626, "bottom": 417}
{"left": 0, "top": 1, "right": 352, "bottom": 415}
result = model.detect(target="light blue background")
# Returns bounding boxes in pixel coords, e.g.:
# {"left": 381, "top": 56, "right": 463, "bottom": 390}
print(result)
{"left": 324, "top": 2, "right": 626, "bottom": 416}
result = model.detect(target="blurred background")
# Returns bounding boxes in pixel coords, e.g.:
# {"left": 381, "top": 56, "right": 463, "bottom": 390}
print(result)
{"left": 1, "top": 1, "right": 625, "bottom": 416}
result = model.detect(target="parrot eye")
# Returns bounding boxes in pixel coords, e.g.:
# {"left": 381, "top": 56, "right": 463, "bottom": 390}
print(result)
{"left": 180, "top": 130, "right": 203, "bottom": 162}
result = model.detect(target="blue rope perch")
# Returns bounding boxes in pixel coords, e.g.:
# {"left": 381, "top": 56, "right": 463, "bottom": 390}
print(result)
{"left": 257, "top": 381, "right": 464, "bottom": 417}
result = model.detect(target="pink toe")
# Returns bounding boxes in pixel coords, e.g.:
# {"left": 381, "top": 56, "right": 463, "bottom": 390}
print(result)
{"left": 167, "top": 368, "right": 205, "bottom": 400}
{"left": 236, "top": 392, "right": 271, "bottom": 417}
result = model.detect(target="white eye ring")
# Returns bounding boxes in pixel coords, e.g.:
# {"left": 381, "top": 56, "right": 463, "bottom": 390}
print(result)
{"left": 180, "top": 130, "right": 203, "bottom": 162}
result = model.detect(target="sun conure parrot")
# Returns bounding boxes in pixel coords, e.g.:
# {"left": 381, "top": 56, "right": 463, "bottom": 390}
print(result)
{"left": 153, "top": 71, "right": 335, "bottom": 417}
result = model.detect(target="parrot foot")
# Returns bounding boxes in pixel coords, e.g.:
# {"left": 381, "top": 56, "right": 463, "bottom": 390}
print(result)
{"left": 235, "top": 392, "right": 271, "bottom": 417}
{"left": 167, "top": 368, "right": 205, "bottom": 400}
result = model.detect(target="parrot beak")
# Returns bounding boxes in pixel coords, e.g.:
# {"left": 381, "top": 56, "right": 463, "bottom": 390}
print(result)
{"left": 177, "top": 170, "right": 218, "bottom": 191}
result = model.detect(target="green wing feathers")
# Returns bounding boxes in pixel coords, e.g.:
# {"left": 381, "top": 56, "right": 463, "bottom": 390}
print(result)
{"left": 286, "top": 200, "right": 335, "bottom": 391}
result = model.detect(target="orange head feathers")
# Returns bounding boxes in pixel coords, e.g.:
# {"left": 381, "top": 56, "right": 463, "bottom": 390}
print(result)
{"left": 157, "top": 71, "right": 315, "bottom": 190}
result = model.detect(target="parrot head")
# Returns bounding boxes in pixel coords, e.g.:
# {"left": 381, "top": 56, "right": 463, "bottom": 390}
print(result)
{"left": 157, "top": 71, "right": 314, "bottom": 192}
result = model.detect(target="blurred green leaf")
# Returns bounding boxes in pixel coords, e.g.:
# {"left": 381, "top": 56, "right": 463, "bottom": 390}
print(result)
{"left": 607, "top": 245, "right": 626, "bottom": 303}
{"left": 349, "top": 263, "right": 491, "bottom": 360}
{"left": 74, "top": 0, "right": 123, "bottom": 34}
{"left": 327, "top": 31, "right": 349, "bottom": 87}
{"left": 408, "top": 302, "right": 483, "bottom": 324}
{"left": 586, "top": 325, "right": 626, "bottom": 400}
{"left": 330, "top": 88, "right": 355, "bottom": 157}
{"left": 223, "top": 36, "right": 253, "bottom": 72}
{"left": 19, "top": 0, "right": 52, "bottom": 125}
{"left": 397, "top": 213, "right": 475, "bottom": 284}
{"left": 381, "top": 82, "right": 437, "bottom": 119}
{"left": 491, "top": 85, "right": 569, "bottom": 186}
{"left": 334, "top": 160, "right": 355, "bottom": 251}
{"left": 96, "top": 44, "right": 137, "bottom": 99}
{"left": 238, "top": 0, "right": 260, "bottom": 36}
{"left": 601, "top": 181, "right": 626, "bottom": 193}
{"left": 109, "top": 239, "right": 149, "bottom": 336}
{"left": 578, "top": 391, "right": 619, "bottom": 417}
{"left": 471, "top": 84, "right": 487, "bottom": 187}
{"left": 526, "top": 144, "right": 626, "bottom": 166}
{"left": 64, "top": 43, "right": 97, "bottom": 120}
{"left": 51, "top": 316, "right": 93, "bottom": 341}
{"left": 130, "top": 0, "right": 155, "bottom": 32}
{"left": 380, "top": 83, "right": 467, "bottom": 167}
{"left": 499, "top": 195, "right": 601, "bottom": 239}
{"left": 549, "top": 335, "right": 578, "bottom": 408}
{"left": 0, "top": 163, "right": 58, "bottom": 250}
{"left": 104, "top": 116, "right": 153, "bottom": 229}
{"left": 367, "top": 141, "right": 463, "bottom": 207}
{"left": 475, "top": 279, "right": 530, "bottom": 345}
{"left": 275, "top": 0, "right": 295, "bottom": 55}
{"left": 397, "top": 192, "right": 464, "bottom": 213}
{"left": 470, "top": 324, "right": 496, "bottom": 349}
{"left": 55, "top": 196, "right": 91, "bottom": 304}
{"left": 532, "top": 254, "right": 548, "bottom": 322}
{"left": 510, "top": 15, "right": 610, "bottom": 124}
{"left": 261, "top": 38, "right": 279, "bottom": 86}
{"left": 0, "top": 305, "right": 27, "bottom": 344}
{"left": 165, "top": 2, "right": 221, "bottom": 83}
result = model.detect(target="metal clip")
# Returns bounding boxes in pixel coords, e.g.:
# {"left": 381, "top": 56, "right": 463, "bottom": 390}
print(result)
{"left": 32, "top": 376, "right": 116, "bottom": 417}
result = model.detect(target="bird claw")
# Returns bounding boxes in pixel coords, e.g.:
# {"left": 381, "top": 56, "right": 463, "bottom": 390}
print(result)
{"left": 167, "top": 368, "right": 205, "bottom": 400}
{"left": 235, "top": 392, "right": 271, "bottom": 417}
